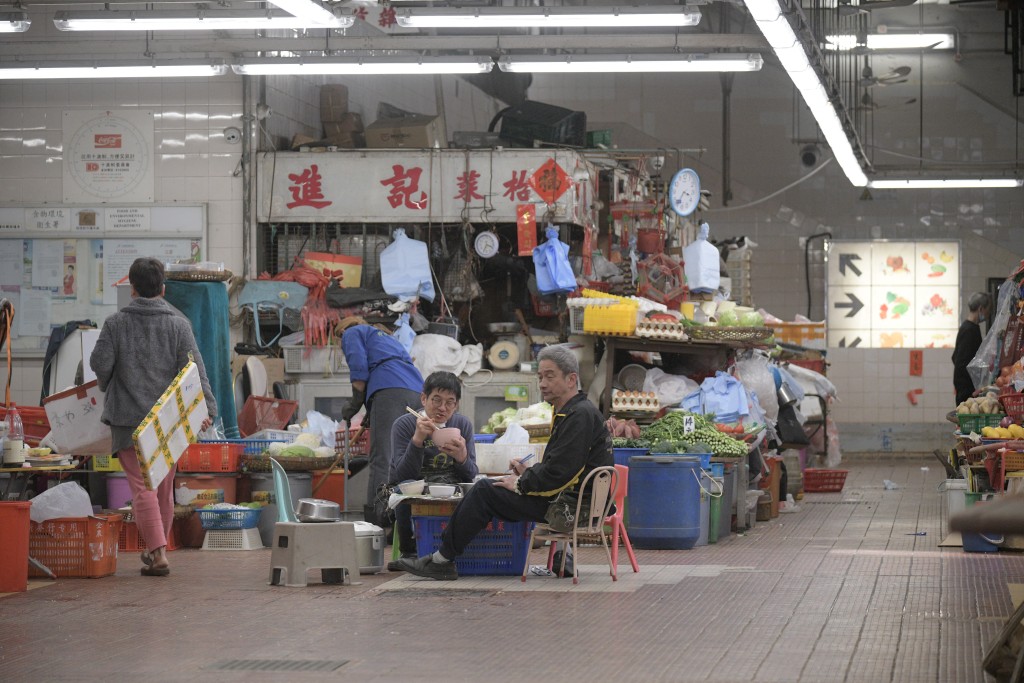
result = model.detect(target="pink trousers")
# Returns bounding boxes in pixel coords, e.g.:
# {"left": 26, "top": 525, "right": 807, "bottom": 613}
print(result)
{"left": 117, "top": 446, "right": 175, "bottom": 550}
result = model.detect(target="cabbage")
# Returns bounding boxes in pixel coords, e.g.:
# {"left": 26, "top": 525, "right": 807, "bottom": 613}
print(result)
{"left": 739, "top": 311, "right": 764, "bottom": 327}
{"left": 295, "top": 432, "right": 321, "bottom": 449}
{"left": 717, "top": 310, "right": 740, "bottom": 327}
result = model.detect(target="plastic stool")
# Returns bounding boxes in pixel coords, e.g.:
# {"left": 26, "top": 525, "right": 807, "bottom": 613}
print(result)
{"left": 268, "top": 521, "right": 360, "bottom": 587}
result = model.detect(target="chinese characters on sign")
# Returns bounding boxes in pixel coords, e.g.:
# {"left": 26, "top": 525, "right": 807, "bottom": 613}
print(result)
{"left": 517, "top": 204, "right": 538, "bottom": 256}
{"left": 287, "top": 164, "right": 332, "bottom": 209}
{"left": 529, "top": 159, "right": 571, "bottom": 205}
{"left": 380, "top": 164, "right": 428, "bottom": 210}
{"left": 63, "top": 110, "right": 155, "bottom": 203}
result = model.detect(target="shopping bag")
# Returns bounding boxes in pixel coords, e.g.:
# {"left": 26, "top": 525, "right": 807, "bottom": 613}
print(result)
{"left": 41, "top": 380, "right": 112, "bottom": 455}
{"left": 532, "top": 226, "right": 576, "bottom": 295}
{"left": 379, "top": 228, "right": 436, "bottom": 301}
{"left": 683, "top": 222, "right": 721, "bottom": 294}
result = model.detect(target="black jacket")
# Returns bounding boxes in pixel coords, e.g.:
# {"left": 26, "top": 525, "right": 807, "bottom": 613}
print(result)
{"left": 517, "top": 392, "right": 612, "bottom": 498}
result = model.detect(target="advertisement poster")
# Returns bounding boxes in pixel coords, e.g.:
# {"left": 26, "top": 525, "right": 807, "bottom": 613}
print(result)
{"left": 63, "top": 110, "right": 155, "bottom": 203}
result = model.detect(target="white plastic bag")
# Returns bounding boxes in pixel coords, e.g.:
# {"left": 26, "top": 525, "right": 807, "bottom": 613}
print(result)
{"left": 305, "top": 410, "right": 340, "bottom": 449}
{"left": 683, "top": 222, "right": 721, "bottom": 293}
{"left": 735, "top": 352, "right": 779, "bottom": 422}
{"left": 642, "top": 368, "right": 699, "bottom": 408}
{"left": 29, "top": 481, "right": 94, "bottom": 523}
{"left": 380, "top": 228, "right": 436, "bottom": 302}
{"left": 410, "top": 334, "right": 483, "bottom": 378}
{"left": 496, "top": 423, "right": 530, "bottom": 445}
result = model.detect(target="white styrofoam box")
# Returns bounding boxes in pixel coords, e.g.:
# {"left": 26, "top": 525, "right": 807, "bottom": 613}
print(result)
{"left": 282, "top": 345, "right": 349, "bottom": 375}
{"left": 474, "top": 443, "right": 546, "bottom": 475}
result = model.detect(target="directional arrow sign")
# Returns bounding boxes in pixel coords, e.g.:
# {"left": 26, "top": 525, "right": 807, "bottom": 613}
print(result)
{"left": 838, "top": 253, "right": 862, "bottom": 277}
{"left": 835, "top": 292, "right": 864, "bottom": 318}
{"left": 838, "top": 336, "right": 862, "bottom": 348}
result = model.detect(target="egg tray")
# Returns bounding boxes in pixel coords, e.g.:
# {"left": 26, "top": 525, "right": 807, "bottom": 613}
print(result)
{"left": 611, "top": 390, "right": 660, "bottom": 413}
{"left": 635, "top": 321, "right": 689, "bottom": 341}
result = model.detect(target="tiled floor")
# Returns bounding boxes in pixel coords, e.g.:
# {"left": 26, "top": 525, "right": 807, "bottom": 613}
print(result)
{"left": 3, "top": 456, "right": 1022, "bottom": 682}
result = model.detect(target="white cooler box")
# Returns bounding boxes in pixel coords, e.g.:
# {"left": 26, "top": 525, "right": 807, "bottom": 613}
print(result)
{"left": 353, "top": 521, "right": 385, "bottom": 574}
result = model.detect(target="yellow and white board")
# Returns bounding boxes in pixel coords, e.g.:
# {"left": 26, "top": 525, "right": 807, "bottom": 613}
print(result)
{"left": 133, "top": 360, "right": 208, "bottom": 490}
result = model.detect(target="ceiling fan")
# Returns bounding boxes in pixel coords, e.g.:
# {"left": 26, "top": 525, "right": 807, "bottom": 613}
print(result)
{"left": 855, "top": 92, "right": 917, "bottom": 111}
{"left": 860, "top": 64, "right": 911, "bottom": 86}
{"left": 838, "top": 0, "right": 918, "bottom": 16}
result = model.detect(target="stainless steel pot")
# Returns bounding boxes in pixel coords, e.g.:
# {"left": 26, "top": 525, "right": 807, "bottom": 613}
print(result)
{"left": 295, "top": 498, "right": 341, "bottom": 522}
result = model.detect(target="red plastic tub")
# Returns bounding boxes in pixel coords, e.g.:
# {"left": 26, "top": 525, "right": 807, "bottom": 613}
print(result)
{"left": 0, "top": 501, "right": 31, "bottom": 592}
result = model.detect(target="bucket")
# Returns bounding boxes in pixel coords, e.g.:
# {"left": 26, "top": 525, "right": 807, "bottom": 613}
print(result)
{"left": 106, "top": 473, "right": 132, "bottom": 510}
{"left": 627, "top": 455, "right": 702, "bottom": 549}
{"left": 708, "top": 476, "right": 724, "bottom": 544}
{"left": 0, "top": 501, "right": 31, "bottom": 592}
{"left": 963, "top": 492, "right": 1003, "bottom": 553}
{"left": 708, "top": 462, "right": 725, "bottom": 478}
{"left": 720, "top": 463, "right": 736, "bottom": 537}
{"left": 612, "top": 447, "right": 649, "bottom": 468}
{"left": 939, "top": 479, "right": 968, "bottom": 521}
{"left": 250, "top": 472, "right": 312, "bottom": 547}
{"left": 696, "top": 473, "right": 712, "bottom": 547}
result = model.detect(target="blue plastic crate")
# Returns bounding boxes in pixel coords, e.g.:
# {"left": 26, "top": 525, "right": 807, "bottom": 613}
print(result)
{"left": 413, "top": 515, "right": 533, "bottom": 576}
{"left": 649, "top": 452, "right": 712, "bottom": 469}
{"left": 474, "top": 434, "right": 498, "bottom": 444}
{"left": 199, "top": 438, "right": 276, "bottom": 456}
{"left": 196, "top": 507, "right": 262, "bottom": 530}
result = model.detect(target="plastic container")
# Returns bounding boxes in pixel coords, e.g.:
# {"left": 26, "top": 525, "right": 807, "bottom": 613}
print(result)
{"left": 957, "top": 413, "right": 1005, "bottom": 434}
{"left": 962, "top": 492, "right": 1002, "bottom": 553}
{"left": 249, "top": 471, "right": 312, "bottom": 546}
{"left": 612, "top": 447, "right": 649, "bottom": 467}
{"left": 696, "top": 473, "right": 712, "bottom": 547}
{"left": 627, "top": 455, "right": 702, "bottom": 549}
{"left": 91, "top": 455, "right": 124, "bottom": 472}
{"left": 311, "top": 469, "right": 348, "bottom": 509}
{"left": 173, "top": 474, "right": 240, "bottom": 506}
{"left": 118, "top": 519, "right": 180, "bottom": 552}
{"left": 106, "top": 473, "right": 132, "bottom": 510}
{"left": 178, "top": 442, "right": 244, "bottom": 473}
{"left": 720, "top": 463, "right": 736, "bottom": 537}
{"left": 413, "top": 515, "right": 532, "bottom": 576}
{"left": 196, "top": 507, "right": 262, "bottom": 530}
{"left": 803, "top": 469, "right": 849, "bottom": 493}
{"left": 709, "top": 477, "right": 723, "bottom": 544}
{"left": 29, "top": 514, "right": 122, "bottom": 578}
{"left": 939, "top": 479, "right": 968, "bottom": 522}
{"left": 708, "top": 462, "right": 725, "bottom": 478}
{"left": 474, "top": 434, "right": 498, "bottom": 444}
{"left": 0, "top": 501, "right": 31, "bottom": 592}
{"left": 3, "top": 403, "right": 24, "bottom": 465}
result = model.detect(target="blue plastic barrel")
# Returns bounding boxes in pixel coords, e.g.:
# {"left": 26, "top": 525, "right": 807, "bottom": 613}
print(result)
{"left": 627, "top": 455, "right": 702, "bottom": 549}
{"left": 613, "top": 447, "right": 649, "bottom": 467}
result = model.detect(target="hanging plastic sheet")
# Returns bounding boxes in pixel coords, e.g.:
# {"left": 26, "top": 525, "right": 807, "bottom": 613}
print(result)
{"left": 380, "top": 228, "right": 436, "bottom": 302}
{"left": 532, "top": 225, "right": 577, "bottom": 295}
{"left": 683, "top": 222, "right": 721, "bottom": 293}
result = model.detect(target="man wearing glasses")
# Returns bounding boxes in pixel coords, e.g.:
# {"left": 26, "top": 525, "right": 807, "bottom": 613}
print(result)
{"left": 388, "top": 371, "right": 478, "bottom": 568}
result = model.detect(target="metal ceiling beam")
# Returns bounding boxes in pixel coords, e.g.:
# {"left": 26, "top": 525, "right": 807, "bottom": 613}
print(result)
{"left": 0, "top": 31, "right": 767, "bottom": 57}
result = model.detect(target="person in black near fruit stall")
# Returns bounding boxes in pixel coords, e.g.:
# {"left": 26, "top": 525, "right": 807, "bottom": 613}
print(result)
{"left": 952, "top": 292, "right": 991, "bottom": 406}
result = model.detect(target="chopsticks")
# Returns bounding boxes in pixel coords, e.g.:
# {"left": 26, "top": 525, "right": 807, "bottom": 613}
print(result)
{"left": 405, "top": 406, "right": 422, "bottom": 418}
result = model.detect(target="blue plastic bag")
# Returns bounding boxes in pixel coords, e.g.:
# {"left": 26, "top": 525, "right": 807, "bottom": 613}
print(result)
{"left": 380, "top": 228, "right": 436, "bottom": 302}
{"left": 393, "top": 312, "right": 416, "bottom": 354}
{"left": 682, "top": 371, "right": 750, "bottom": 422}
{"left": 532, "top": 226, "right": 576, "bottom": 295}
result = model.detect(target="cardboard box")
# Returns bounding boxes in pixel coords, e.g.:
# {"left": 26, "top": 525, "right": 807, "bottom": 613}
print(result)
{"left": 41, "top": 380, "right": 112, "bottom": 455}
{"left": 324, "top": 113, "right": 365, "bottom": 148}
{"left": 290, "top": 133, "right": 317, "bottom": 150}
{"left": 365, "top": 115, "right": 446, "bottom": 149}
{"left": 320, "top": 84, "right": 349, "bottom": 122}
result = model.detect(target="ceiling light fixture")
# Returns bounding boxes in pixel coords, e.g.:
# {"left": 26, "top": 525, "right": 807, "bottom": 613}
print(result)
{"left": 0, "top": 62, "right": 228, "bottom": 80}
{"left": 265, "top": 0, "right": 339, "bottom": 26}
{"left": 824, "top": 33, "right": 955, "bottom": 51}
{"left": 868, "top": 178, "right": 1023, "bottom": 189}
{"left": 0, "top": 10, "right": 30, "bottom": 33}
{"left": 396, "top": 6, "right": 701, "bottom": 29}
{"left": 744, "top": 0, "right": 869, "bottom": 186}
{"left": 232, "top": 56, "right": 493, "bottom": 76}
{"left": 53, "top": 9, "right": 353, "bottom": 31}
{"left": 498, "top": 53, "right": 763, "bottom": 73}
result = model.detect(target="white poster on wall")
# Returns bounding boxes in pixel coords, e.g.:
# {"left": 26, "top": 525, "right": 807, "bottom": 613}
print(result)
{"left": 0, "top": 241, "right": 24, "bottom": 287}
{"left": 63, "top": 110, "right": 155, "bottom": 203}
{"left": 827, "top": 241, "right": 960, "bottom": 349}
{"left": 101, "top": 239, "right": 191, "bottom": 305}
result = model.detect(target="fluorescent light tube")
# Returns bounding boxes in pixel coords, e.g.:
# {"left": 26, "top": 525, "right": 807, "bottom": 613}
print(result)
{"left": 825, "top": 33, "right": 955, "bottom": 51}
{"left": 396, "top": 6, "right": 701, "bottom": 29}
{"left": 0, "top": 63, "right": 228, "bottom": 80}
{"left": 868, "top": 179, "right": 1023, "bottom": 189}
{"left": 265, "top": 0, "right": 339, "bottom": 25}
{"left": 0, "top": 11, "right": 31, "bottom": 33}
{"left": 232, "top": 57, "right": 493, "bottom": 76}
{"left": 53, "top": 9, "right": 353, "bottom": 31}
{"left": 498, "top": 54, "right": 763, "bottom": 74}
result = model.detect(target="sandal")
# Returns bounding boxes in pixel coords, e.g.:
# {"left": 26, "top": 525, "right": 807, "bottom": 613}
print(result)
{"left": 140, "top": 565, "right": 170, "bottom": 577}
{"left": 140, "top": 551, "right": 154, "bottom": 567}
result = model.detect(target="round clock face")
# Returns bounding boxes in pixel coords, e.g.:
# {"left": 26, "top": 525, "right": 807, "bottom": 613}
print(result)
{"left": 474, "top": 231, "right": 500, "bottom": 259}
{"left": 668, "top": 168, "right": 701, "bottom": 217}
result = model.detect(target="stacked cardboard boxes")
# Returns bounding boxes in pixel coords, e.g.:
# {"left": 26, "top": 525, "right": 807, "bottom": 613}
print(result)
{"left": 320, "top": 84, "right": 364, "bottom": 148}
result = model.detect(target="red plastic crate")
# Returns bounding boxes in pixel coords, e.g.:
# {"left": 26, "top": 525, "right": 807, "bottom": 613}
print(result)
{"left": 0, "top": 404, "right": 50, "bottom": 447}
{"left": 118, "top": 519, "right": 179, "bottom": 552}
{"left": 334, "top": 427, "right": 370, "bottom": 457}
{"left": 803, "top": 469, "right": 849, "bottom": 493}
{"left": 177, "top": 442, "right": 244, "bottom": 472}
{"left": 29, "top": 514, "right": 123, "bottom": 578}
{"left": 999, "top": 393, "right": 1024, "bottom": 423}
{"left": 237, "top": 396, "right": 298, "bottom": 438}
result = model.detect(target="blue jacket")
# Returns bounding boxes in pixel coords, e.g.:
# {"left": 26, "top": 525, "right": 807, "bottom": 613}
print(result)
{"left": 341, "top": 325, "right": 423, "bottom": 399}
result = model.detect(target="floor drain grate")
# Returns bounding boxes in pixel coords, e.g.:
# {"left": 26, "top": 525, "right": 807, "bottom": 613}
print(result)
{"left": 206, "top": 659, "right": 349, "bottom": 672}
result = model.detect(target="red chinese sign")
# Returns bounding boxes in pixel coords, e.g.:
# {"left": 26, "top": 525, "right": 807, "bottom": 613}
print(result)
{"left": 503, "top": 170, "right": 531, "bottom": 201}
{"left": 529, "top": 159, "right": 570, "bottom": 205}
{"left": 454, "top": 170, "right": 484, "bottom": 202}
{"left": 517, "top": 204, "right": 538, "bottom": 256}
{"left": 582, "top": 226, "right": 594, "bottom": 277}
{"left": 380, "top": 164, "right": 428, "bottom": 210}
{"left": 287, "top": 164, "right": 332, "bottom": 209}
{"left": 909, "top": 350, "right": 923, "bottom": 376}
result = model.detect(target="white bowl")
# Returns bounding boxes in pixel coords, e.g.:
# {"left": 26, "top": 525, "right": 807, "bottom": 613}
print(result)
{"left": 431, "top": 427, "right": 461, "bottom": 449}
{"left": 428, "top": 484, "right": 457, "bottom": 498}
{"left": 397, "top": 480, "right": 426, "bottom": 496}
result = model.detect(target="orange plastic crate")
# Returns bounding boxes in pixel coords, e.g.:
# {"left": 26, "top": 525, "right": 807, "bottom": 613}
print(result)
{"left": 237, "top": 396, "right": 298, "bottom": 438}
{"left": 118, "top": 519, "right": 179, "bottom": 552}
{"left": 29, "top": 514, "right": 123, "bottom": 578}
{"left": 177, "top": 442, "right": 244, "bottom": 473}
{"left": 334, "top": 427, "right": 370, "bottom": 457}
{"left": 803, "top": 469, "right": 849, "bottom": 493}
{"left": 999, "top": 394, "right": 1024, "bottom": 423}
{"left": 770, "top": 322, "right": 826, "bottom": 347}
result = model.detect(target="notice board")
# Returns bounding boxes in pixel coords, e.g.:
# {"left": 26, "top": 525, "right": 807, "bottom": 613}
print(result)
{"left": 826, "top": 240, "right": 961, "bottom": 349}
{"left": 0, "top": 204, "right": 206, "bottom": 355}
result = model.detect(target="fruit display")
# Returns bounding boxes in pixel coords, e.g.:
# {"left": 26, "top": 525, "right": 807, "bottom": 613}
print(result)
{"left": 640, "top": 411, "right": 748, "bottom": 456}
{"left": 982, "top": 424, "right": 1024, "bottom": 440}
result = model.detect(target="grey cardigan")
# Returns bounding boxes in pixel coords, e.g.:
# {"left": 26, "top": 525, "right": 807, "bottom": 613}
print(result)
{"left": 90, "top": 297, "right": 218, "bottom": 432}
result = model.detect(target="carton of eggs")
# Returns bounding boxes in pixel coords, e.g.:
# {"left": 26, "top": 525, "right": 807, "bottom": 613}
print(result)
{"left": 612, "top": 390, "right": 660, "bottom": 413}
{"left": 636, "top": 320, "right": 688, "bottom": 341}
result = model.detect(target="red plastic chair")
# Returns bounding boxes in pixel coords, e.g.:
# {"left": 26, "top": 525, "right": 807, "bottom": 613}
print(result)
{"left": 607, "top": 464, "right": 639, "bottom": 575}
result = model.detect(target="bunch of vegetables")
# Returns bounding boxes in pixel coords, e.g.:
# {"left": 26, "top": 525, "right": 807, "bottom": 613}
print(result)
{"left": 265, "top": 432, "right": 332, "bottom": 459}
{"left": 715, "top": 310, "right": 765, "bottom": 328}
{"left": 479, "top": 402, "right": 553, "bottom": 434}
{"left": 640, "top": 411, "right": 748, "bottom": 456}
